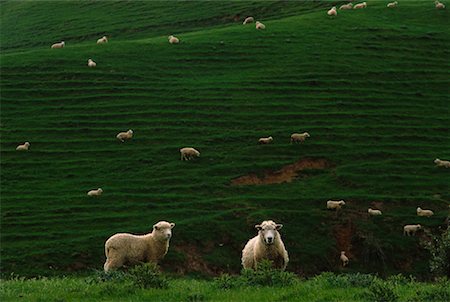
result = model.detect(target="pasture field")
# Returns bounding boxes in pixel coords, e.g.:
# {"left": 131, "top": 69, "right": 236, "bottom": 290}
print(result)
{"left": 1, "top": 0, "right": 449, "bottom": 280}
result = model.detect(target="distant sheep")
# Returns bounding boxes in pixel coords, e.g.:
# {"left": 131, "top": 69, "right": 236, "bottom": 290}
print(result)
{"left": 403, "top": 224, "right": 422, "bottom": 236}
{"left": 168, "top": 35, "right": 179, "bottom": 44}
{"left": 368, "top": 208, "right": 382, "bottom": 216}
{"left": 353, "top": 2, "right": 367, "bottom": 9}
{"left": 255, "top": 21, "right": 266, "bottom": 30}
{"left": 435, "top": 1, "right": 446, "bottom": 9}
{"left": 97, "top": 36, "right": 108, "bottom": 44}
{"left": 116, "top": 129, "right": 133, "bottom": 142}
{"left": 243, "top": 16, "right": 254, "bottom": 24}
{"left": 16, "top": 142, "right": 30, "bottom": 151}
{"left": 327, "top": 200, "right": 346, "bottom": 210}
{"left": 339, "top": 3, "right": 353, "bottom": 10}
{"left": 87, "top": 188, "right": 103, "bottom": 196}
{"left": 242, "top": 220, "right": 289, "bottom": 270}
{"left": 434, "top": 158, "right": 450, "bottom": 168}
{"left": 290, "top": 132, "right": 310, "bottom": 143}
{"left": 340, "top": 251, "right": 349, "bottom": 267}
{"left": 327, "top": 6, "right": 337, "bottom": 16}
{"left": 87, "top": 59, "right": 96, "bottom": 68}
{"left": 180, "top": 147, "right": 200, "bottom": 161}
{"left": 104, "top": 221, "right": 175, "bottom": 272}
{"left": 258, "top": 136, "right": 273, "bottom": 144}
{"left": 417, "top": 207, "right": 434, "bottom": 217}
{"left": 387, "top": 1, "right": 398, "bottom": 8}
{"left": 51, "top": 41, "right": 65, "bottom": 49}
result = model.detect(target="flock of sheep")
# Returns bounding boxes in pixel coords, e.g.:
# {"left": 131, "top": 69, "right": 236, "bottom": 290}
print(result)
{"left": 13, "top": 0, "right": 448, "bottom": 273}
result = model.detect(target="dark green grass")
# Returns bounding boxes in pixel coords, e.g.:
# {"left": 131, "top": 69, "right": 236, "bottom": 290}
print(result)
{"left": 1, "top": 0, "right": 449, "bottom": 277}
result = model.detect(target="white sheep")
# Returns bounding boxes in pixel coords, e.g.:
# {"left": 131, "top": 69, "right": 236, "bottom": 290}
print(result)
{"left": 387, "top": 1, "right": 398, "bottom": 8}
{"left": 87, "top": 188, "right": 103, "bottom": 196}
{"left": 241, "top": 220, "right": 289, "bottom": 270}
{"left": 104, "top": 221, "right": 175, "bottom": 272}
{"left": 255, "top": 21, "right": 266, "bottom": 30}
{"left": 16, "top": 142, "right": 30, "bottom": 151}
{"left": 116, "top": 129, "right": 133, "bottom": 142}
{"left": 339, "top": 3, "right": 353, "bottom": 10}
{"left": 87, "top": 59, "right": 96, "bottom": 68}
{"left": 168, "top": 35, "right": 179, "bottom": 44}
{"left": 51, "top": 41, "right": 65, "bottom": 49}
{"left": 434, "top": 158, "right": 450, "bottom": 168}
{"left": 327, "top": 6, "right": 338, "bottom": 16}
{"left": 258, "top": 136, "right": 273, "bottom": 144}
{"left": 243, "top": 16, "right": 254, "bottom": 24}
{"left": 340, "top": 251, "right": 349, "bottom": 267}
{"left": 353, "top": 2, "right": 367, "bottom": 9}
{"left": 403, "top": 224, "right": 422, "bottom": 236}
{"left": 368, "top": 208, "right": 382, "bottom": 216}
{"left": 435, "top": 1, "right": 446, "bottom": 9}
{"left": 290, "top": 132, "right": 310, "bottom": 144}
{"left": 327, "top": 200, "right": 346, "bottom": 210}
{"left": 417, "top": 207, "right": 434, "bottom": 217}
{"left": 97, "top": 36, "right": 108, "bottom": 44}
{"left": 180, "top": 147, "right": 200, "bottom": 161}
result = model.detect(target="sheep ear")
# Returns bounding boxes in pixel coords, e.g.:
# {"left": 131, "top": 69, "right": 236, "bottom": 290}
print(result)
{"left": 153, "top": 225, "right": 159, "bottom": 230}
{"left": 170, "top": 223, "right": 175, "bottom": 229}
{"left": 255, "top": 224, "right": 262, "bottom": 231}
{"left": 276, "top": 224, "right": 283, "bottom": 230}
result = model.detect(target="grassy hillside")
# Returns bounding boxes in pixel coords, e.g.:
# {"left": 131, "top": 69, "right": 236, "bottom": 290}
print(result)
{"left": 1, "top": 0, "right": 449, "bottom": 278}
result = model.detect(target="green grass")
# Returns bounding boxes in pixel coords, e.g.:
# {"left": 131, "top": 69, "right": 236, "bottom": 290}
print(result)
{"left": 1, "top": 0, "right": 450, "bottom": 278}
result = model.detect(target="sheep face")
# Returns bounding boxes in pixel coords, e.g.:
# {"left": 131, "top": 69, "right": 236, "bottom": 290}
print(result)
{"left": 25, "top": 142, "right": 30, "bottom": 147}
{"left": 339, "top": 200, "right": 346, "bottom": 206}
{"left": 434, "top": 159, "right": 440, "bottom": 164}
{"left": 153, "top": 221, "right": 175, "bottom": 241}
{"left": 304, "top": 132, "right": 310, "bottom": 138}
{"left": 256, "top": 220, "right": 282, "bottom": 245}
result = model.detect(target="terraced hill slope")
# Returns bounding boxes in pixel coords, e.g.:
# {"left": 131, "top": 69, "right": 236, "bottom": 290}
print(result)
{"left": 1, "top": 0, "right": 449, "bottom": 277}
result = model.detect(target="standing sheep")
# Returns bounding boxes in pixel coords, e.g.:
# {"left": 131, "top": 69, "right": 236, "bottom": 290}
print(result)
{"left": 340, "top": 3, "right": 353, "bottom": 10}
{"left": 241, "top": 220, "right": 289, "bottom": 270}
{"left": 327, "top": 6, "right": 338, "bottom": 16}
{"left": 290, "top": 132, "right": 310, "bottom": 144}
{"left": 434, "top": 158, "right": 450, "bottom": 168}
{"left": 87, "top": 59, "right": 96, "bottom": 68}
{"left": 51, "top": 41, "right": 65, "bottom": 49}
{"left": 16, "top": 142, "right": 30, "bottom": 151}
{"left": 87, "top": 188, "right": 103, "bottom": 196}
{"left": 255, "top": 21, "right": 265, "bottom": 30}
{"left": 104, "top": 221, "right": 175, "bottom": 272}
{"left": 258, "top": 136, "right": 273, "bottom": 144}
{"left": 387, "top": 1, "right": 398, "bottom": 8}
{"left": 340, "top": 251, "right": 349, "bottom": 267}
{"left": 417, "top": 207, "right": 434, "bottom": 217}
{"left": 97, "top": 36, "right": 108, "bottom": 44}
{"left": 168, "top": 35, "right": 179, "bottom": 44}
{"left": 116, "top": 129, "right": 133, "bottom": 142}
{"left": 368, "top": 208, "right": 382, "bottom": 216}
{"left": 180, "top": 147, "right": 200, "bottom": 161}
{"left": 243, "top": 16, "right": 254, "bottom": 24}
{"left": 327, "top": 200, "right": 346, "bottom": 210}
{"left": 353, "top": 2, "right": 367, "bottom": 9}
{"left": 403, "top": 224, "right": 422, "bottom": 236}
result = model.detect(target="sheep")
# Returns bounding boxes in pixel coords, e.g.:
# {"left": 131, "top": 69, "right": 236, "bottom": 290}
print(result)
{"left": 339, "top": 3, "right": 353, "bottom": 10}
{"left": 417, "top": 207, "right": 434, "bottom": 217}
{"left": 16, "top": 142, "right": 30, "bottom": 151}
{"left": 180, "top": 147, "right": 200, "bottom": 161}
{"left": 51, "top": 41, "right": 65, "bottom": 49}
{"left": 434, "top": 158, "right": 450, "bottom": 168}
{"left": 243, "top": 16, "right": 254, "bottom": 24}
{"left": 353, "top": 2, "right": 367, "bottom": 9}
{"left": 87, "top": 59, "right": 96, "bottom": 68}
{"left": 116, "top": 129, "right": 133, "bottom": 142}
{"left": 403, "top": 224, "right": 422, "bottom": 236}
{"left": 258, "top": 136, "right": 273, "bottom": 144}
{"left": 168, "top": 35, "right": 179, "bottom": 44}
{"left": 340, "top": 251, "right": 349, "bottom": 267}
{"left": 327, "top": 200, "right": 346, "bottom": 210}
{"left": 387, "top": 1, "right": 398, "bottom": 8}
{"left": 290, "top": 132, "right": 310, "bottom": 144}
{"left": 241, "top": 220, "right": 289, "bottom": 270}
{"left": 255, "top": 21, "right": 265, "bottom": 30}
{"left": 327, "top": 6, "right": 338, "bottom": 16}
{"left": 368, "top": 208, "right": 382, "bottom": 216}
{"left": 97, "top": 36, "right": 108, "bottom": 44}
{"left": 87, "top": 188, "right": 103, "bottom": 196}
{"left": 104, "top": 221, "right": 175, "bottom": 272}
{"left": 435, "top": 1, "right": 446, "bottom": 9}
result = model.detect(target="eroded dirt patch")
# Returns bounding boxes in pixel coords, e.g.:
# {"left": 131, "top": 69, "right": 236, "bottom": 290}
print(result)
{"left": 231, "top": 158, "right": 332, "bottom": 186}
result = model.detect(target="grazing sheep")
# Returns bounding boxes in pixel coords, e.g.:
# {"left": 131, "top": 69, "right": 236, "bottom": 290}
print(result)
{"left": 353, "top": 2, "right": 367, "bottom": 9}
{"left": 417, "top": 207, "right": 434, "bottom": 217}
{"left": 243, "top": 16, "right": 254, "bottom": 24}
{"left": 258, "top": 136, "right": 273, "bottom": 144}
{"left": 168, "top": 35, "right": 179, "bottom": 44}
{"left": 327, "top": 6, "right": 338, "bottom": 16}
{"left": 16, "top": 142, "right": 30, "bottom": 151}
{"left": 51, "top": 41, "right": 65, "bottom": 49}
{"left": 255, "top": 21, "right": 265, "bottom": 30}
{"left": 434, "top": 158, "right": 450, "bottom": 168}
{"left": 104, "top": 221, "right": 175, "bottom": 272}
{"left": 435, "top": 1, "right": 446, "bottom": 9}
{"left": 180, "top": 147, "right": 200, "bottom": 161}
{"left": 290, "top": 132, "right": 310, "bottom": 144}
{"left": 340, "top": 3, "right": 353, "bottom": 9}
{"left": 87, "top": 59, "right": 96, "bottom": 68}
{"left": 403, "top": 224, "right": 422, "bottom": 236}
{"left": 87, "top": 188, "right": 103, "bottom": 196}
{"left": 368, "top": 208, "right": 382, "bottom": 216}
{"left": 97, "top": 36, "right": 108, "bottom": 44}
{"left": 241, "top": 220, "right": 289, "bottom": 270}
{"left": 387, "top": 1, "right": 398, "bottom": 8}
{"left": 116, "top": 130, "right": 133, "bottom": 142}
{"left": 340, "top": 251, "right": 349, "bottom": 267}
{"left": 327, "top": 200, "right": 346, "bottom": 210}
